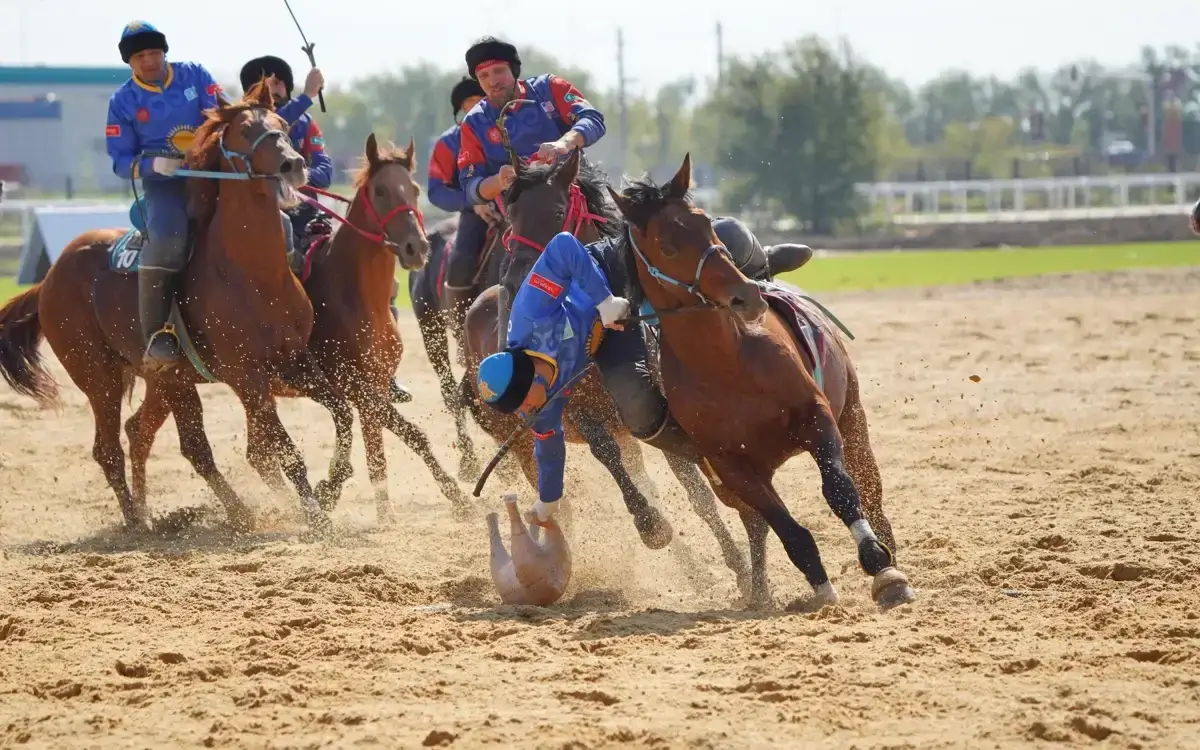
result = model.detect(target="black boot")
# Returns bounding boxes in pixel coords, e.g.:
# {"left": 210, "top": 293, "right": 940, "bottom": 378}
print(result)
{"left": 138, "top": 268, "right": 182, "bottom": 372}
{"left": 765, "top": 243, "right": 813, "bottom": 278}
{"left": 390, "top": 379, "right": 413, "bottom": 403}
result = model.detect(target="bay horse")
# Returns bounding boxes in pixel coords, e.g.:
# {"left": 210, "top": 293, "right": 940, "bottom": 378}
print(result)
{"left": 605, "top": 153, "right": 915, "bottom": 611}
{"left": 407, "top": 211, "right": 506, "bottom": 483}
{"left": 119, "top": 133, "right": 470, "bottom": 526}
{"left": 0, "top": 83, "right": 354, "bottom": 536}
{"left": 461, "top": 148, "right": 754, "bottom": 595}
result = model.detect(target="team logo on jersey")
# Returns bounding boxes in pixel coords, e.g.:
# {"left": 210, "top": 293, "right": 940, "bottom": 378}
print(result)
{"left": 541, "top": 101, "right": 554, "bottom": 113}
{"left": 206, "top": 83, "right": 221, "bottom": 96}
{"left": 184, "top": 86, "right": 198, "bottom": 101}
{"left": 105, "top": 124, "right": 121, "bottom": 137}
{"left": 311, "top": 136, "right": 324, "bottom": 146}
{"left": 167, "top": 125, "right": 196, "bottom": 155}
{"left": 564, "top": 93, "right": 577, "bottom": 102}
{"left": 486, "top": 126, "right": 502, "bottom": 144}
{"left": 135, "top": 107, "right": 150, "bottom": 123}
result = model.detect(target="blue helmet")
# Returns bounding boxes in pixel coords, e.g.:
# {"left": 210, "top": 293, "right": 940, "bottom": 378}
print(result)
{"left": 119, "top": 21, "right": 168, "bottom": 64}
{"left": 477, "top": 349, "right": 535, "bottom": 414}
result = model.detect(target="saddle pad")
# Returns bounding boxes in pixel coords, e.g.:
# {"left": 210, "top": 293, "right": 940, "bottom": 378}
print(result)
{"left": 107, "top": 229, "right": 146, "bottom": 274}
{"left": 759, "top": 282, "right": 836, "bottom": 393}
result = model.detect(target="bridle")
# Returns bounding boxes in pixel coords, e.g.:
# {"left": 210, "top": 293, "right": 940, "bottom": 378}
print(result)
{"left": 625, "top": 223, "right": 730, "bottom": 308}
{"left": 299, "top": 182, "right": 425, "bottom": 252}
{"left": 501, "top": 179, "right": 607, "bottom": 254}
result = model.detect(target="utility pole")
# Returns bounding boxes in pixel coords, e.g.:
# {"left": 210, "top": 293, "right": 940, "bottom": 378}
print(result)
{"left": 616, "top": 27, "right": 630, "bottom": 176}
{"left": 714, "top": 22, "right": 725, "bottom": 192}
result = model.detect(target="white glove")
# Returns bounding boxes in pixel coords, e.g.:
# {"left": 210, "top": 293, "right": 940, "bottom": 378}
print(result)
{"left": 529, "top": 499, "right": 559, "bottom": 525}
{"left": 151, "top": 157, "right": 183, "bottom": 176}
{"left": 596, "top": 294, "right": 630, "bottom": 329}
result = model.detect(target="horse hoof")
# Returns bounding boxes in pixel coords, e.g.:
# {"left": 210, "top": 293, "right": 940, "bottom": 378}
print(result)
{"left": 634, "top": 506, "right": 673, "bottom": 550}
{"left": 871, "top": 567, "right": 916, "bottom": 612}
{"left": 227, "top": 509, "right": 256, "bottom": 535}
{"left": 304, "top": 507, "right": 333, "bottom": 537}
{"left": 314, "top": 480, "right": 340, "bottom": 511}
{"left": 376, "top": 505, "right": 398, "bottom": 527}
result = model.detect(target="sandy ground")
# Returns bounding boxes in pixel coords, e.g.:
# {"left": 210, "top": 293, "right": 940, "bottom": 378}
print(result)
{"left": 2, "top": 267, "right": 1199, "bottom": 749}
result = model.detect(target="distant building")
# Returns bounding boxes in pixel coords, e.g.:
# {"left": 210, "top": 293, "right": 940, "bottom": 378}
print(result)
{"left": 0, "top": 65, "right": 130, "bottom": 193}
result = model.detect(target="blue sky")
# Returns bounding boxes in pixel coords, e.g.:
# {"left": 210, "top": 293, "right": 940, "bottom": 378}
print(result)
{"left": 0, "top": 0, "right": 1194, "bottom": 95}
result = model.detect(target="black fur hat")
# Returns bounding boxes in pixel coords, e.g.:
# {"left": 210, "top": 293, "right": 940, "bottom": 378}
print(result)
{"left": 465, "top": 36, "right": 521, "bottom": 80}
{"left": 450, "top": 76, "right": 486, "bottom": 115}
{"left": 240, "top": 56, "right": 294, "bottom": 96}
{"left": 118, "top": 21, "right": 168, "bottom": 64}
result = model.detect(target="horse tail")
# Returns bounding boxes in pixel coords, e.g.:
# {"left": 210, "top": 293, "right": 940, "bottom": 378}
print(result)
{"left": 0, "top": 283, "right": 58, "bottom": 404}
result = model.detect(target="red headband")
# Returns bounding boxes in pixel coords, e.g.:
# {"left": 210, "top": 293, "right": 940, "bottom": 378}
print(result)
{"left": 474, "top": 59, "right": 509, "bottom": 75}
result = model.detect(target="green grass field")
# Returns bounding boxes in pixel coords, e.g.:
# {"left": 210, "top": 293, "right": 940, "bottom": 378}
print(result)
{"left": 1, "top": 241, "right": 1197, "bottom": 309}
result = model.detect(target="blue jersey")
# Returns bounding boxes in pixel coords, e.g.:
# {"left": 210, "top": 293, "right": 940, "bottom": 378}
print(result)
{"left": 507, "top": 231, "right": 614, "bottom": 503}
{"left": 427, "top": 124, "right": 467, "bottom": 213}
{"left": 105, "top": 61, "right": 225, "bottom": 180}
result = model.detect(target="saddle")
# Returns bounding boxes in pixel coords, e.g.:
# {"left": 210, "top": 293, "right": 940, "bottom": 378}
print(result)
{"left": 109, "top": 198, "right": 196, "bottom": 275}
{"left": 757, "top": 281, "right": 855, "bottom": 394}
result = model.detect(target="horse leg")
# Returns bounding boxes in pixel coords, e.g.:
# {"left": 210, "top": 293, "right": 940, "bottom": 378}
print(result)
{"left": 166, "top": 382, "right": 254, "bottom": 533}
{"left": 280, "top": 353, "right": 355, "bottom": 511}
{"left": 803, "top": 402, "right": 916, "bottom": 611}
{"left": 838, "top": 384, "right": 898, "bottom": 555}
{"left": 124, "top": 378, "right": 172, "bottom": 520}
{"left": 613, "top": 431, "right": 661, "bottom": 500}
{"left": 571, "top": 413, "right": 672, "bottom": 550}
{"left": 705, "top": 454, "right": 836, "bottom": 611}
{"left": 377, "top": 401, "right": 472, "bottom": 520}
{"left": 660, "top": 450, "right": 753, "bottom": 599}
{"left": 235, "top": 379, "right": 331, "bottom": 534}
{"left": 415, "top": 291, "right": 480, "bottom": 483}
{"left": 245, "top": 414, "right": 289, "bottom": 497}
{"left": 80, "top": 367, "right": 143, "bottom": 530}
{"left": 357, "top": 394, "right": 396, "bottom": 527}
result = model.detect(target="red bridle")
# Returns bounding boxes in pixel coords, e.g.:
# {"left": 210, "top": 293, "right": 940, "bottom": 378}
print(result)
{"left": 500, "top": 182, "right": 607, "bottom": 253}
{"left": 299, "top": 185, "right": 425, "bottom": 247}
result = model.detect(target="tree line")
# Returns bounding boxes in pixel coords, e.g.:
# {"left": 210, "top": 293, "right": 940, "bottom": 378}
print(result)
{"left": 278, "top": 39, "right": 1200, "bottom": 233}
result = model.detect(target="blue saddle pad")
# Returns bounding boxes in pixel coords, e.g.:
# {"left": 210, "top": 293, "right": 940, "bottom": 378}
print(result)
{"left": 108, "top": 228, "right": 146, "bottom": 274}
{"left": 129, "top": 197, "right": 147, "bottom": 233}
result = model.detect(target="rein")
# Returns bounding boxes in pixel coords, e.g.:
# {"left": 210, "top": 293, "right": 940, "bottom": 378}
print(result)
{"left": 501, "top": 183, "right": 608, "bottom": 254}
{"left": 623, "top": 224, "right": 726, "bottom": 319}
{"left": 298, "top": 185, "right": 425, "bottom": 251}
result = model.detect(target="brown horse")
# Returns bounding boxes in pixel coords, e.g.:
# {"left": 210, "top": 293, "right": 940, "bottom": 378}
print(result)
{"left": 0, "top": 83, "right": 354, "bottom": 535}
{"left": 604, "top": 153, "right": 915, "bottom": 611}
{"left": 118, "top": 133, "right": 470, "bottom": 526}
{"left": 461, "top": 150, "right": 754, "bottom": 594}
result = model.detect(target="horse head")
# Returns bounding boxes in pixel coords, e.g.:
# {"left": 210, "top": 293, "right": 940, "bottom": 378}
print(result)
{"left": 500, "top": 148, "right": 619, "bottom": 298}
{"left": 185, "top": 78, "right": 307, "bottom": 222}
{"left": 350, "top": 133, "right": 429, "bottom": 270}
{"left": 607, "top": 153, "right": 766, "bottom": 324}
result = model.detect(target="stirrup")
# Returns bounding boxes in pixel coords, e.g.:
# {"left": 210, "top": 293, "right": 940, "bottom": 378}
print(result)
{"left": 145, "top": 323, "right": 180, "bottom": 354}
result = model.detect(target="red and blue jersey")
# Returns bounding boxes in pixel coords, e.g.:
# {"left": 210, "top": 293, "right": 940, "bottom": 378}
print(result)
{"left": 456, "top": 74, "right": 605, "bottom": 205}
{"left": 427, "top": 124, "right": 467, "bottom": 213}
{"left": 507, "top": 232, "right": 614, "bottom": 503}
{"left": 105, "top": 61, "right": 225, "bottom": 180}
{"left": 271, "top": 95, "right": 333, "bottom": 189}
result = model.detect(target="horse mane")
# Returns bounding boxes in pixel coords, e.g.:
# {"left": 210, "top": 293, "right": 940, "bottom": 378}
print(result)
{"left": 614, "top": 174, "right": 694, "bottom": 310}
{"left": 184, "top": 80, "right": 277, "bottom": 225}
{"left": 350, "top": 141, "right": 416, "bottom": 191}
{"left": 507, "top": 156, "right": 622, "bottom": 241}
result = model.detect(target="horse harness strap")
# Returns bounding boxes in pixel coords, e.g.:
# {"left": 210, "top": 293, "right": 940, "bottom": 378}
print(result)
{"left": 298, "top": 185, "right": 424, "bottom": 250}
{"left": 626, "top": 226, "right": 729, "bottom": 307}
{"left": 502, "top": 183, "right": 607, "bottom": 254}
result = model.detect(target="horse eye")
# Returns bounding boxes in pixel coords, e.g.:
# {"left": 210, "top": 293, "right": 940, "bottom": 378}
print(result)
{"left": 660, "top": 241, "right": 679, "bottom": 259}
{"left": 374, "top": 185, "right": 387, "bottom": 198}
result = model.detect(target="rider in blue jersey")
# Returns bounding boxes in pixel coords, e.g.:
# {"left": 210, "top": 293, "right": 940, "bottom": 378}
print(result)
{"left": 106, "top": 21, "right": 230, "bottom": 371}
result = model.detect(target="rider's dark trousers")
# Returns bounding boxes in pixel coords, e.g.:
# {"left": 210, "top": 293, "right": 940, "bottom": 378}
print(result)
{"left": 446, "top": 208, "right": 490, "bottom": 289}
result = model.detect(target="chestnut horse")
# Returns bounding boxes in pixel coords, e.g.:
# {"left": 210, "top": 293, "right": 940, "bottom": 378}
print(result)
{"left": 460, "top": 149, "right": 753, "bottom": 594}
{"left": 604, "top": 154, "right": 916, "bottom": 611}
{"left": 0, "top": 84, "right": 353, "bottom": 535}
{"left": 119, "top": 133, "right": 470, "bottom": 526}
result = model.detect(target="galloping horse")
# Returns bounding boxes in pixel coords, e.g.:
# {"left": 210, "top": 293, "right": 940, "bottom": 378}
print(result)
{"left": 0, "top": 84, "right": 354, "bottom": 535}
{"left": 606, "top": 154, "right": 915, "bottom": 611}
{"left": 118, "top": 133, "right": 470, "bottom": 526}
{"left": 407, "top": 211, "right": 506, "bottom": 483}
{"left": 461, "top": 149, "right": 754, "bottom": 593}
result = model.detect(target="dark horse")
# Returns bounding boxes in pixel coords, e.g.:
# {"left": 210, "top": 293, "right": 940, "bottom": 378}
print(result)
{"left": 0, "top": 83, "right": 358, "bottom": 535}
{"left": 461, "top": 149, "right": 756, "bottom": 594}
{"left": 120, "top": 133, "right": 471, "bottom": 527}
{"left": 407, "top": 211, "right": 506, "bottom": 483}
{"left": 605, "top": 153, "right": 916, "bottom": 611}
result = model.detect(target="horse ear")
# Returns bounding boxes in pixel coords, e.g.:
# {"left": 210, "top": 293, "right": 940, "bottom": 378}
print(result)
{"left": 365, "top": 133, "right": 380, "bottom": 166}
{"left": 552, "top": 148, "right": 581, "bottom": 190}
{"left": 404, "top": 136, "right": 416, "bottom": 167}
{"left": 606, "top": 184, "right": 633, "bottom": 219}
{"left": 668, "top": 153, "right": 692, "bottom": 199}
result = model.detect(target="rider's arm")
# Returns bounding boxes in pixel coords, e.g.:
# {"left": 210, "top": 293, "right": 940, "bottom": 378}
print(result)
{"left": 300, "top": 119, "right": 333, "bottom": 188}
{"left": 547, "top": 76, "right": 605, "bottom": 148}
{"left": 537, "top": 232, "right": 613, "bottom": 307}
{"left": 530, "top": 398, "right": 568, "bottom": 505}
{"left": 276, "top": 94, "right": 314, "bottom": 125}
{"left": 192, "top": 63, "right": 231, "bottom": 108}
{"left": 456, "top": 119, "right": 494, "bottom": 205}
{"left": 427, "top": 136, "right": 467, "bottom": 213}
{"left": 105, "top": 94, "right": 148, "bottom": 179}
